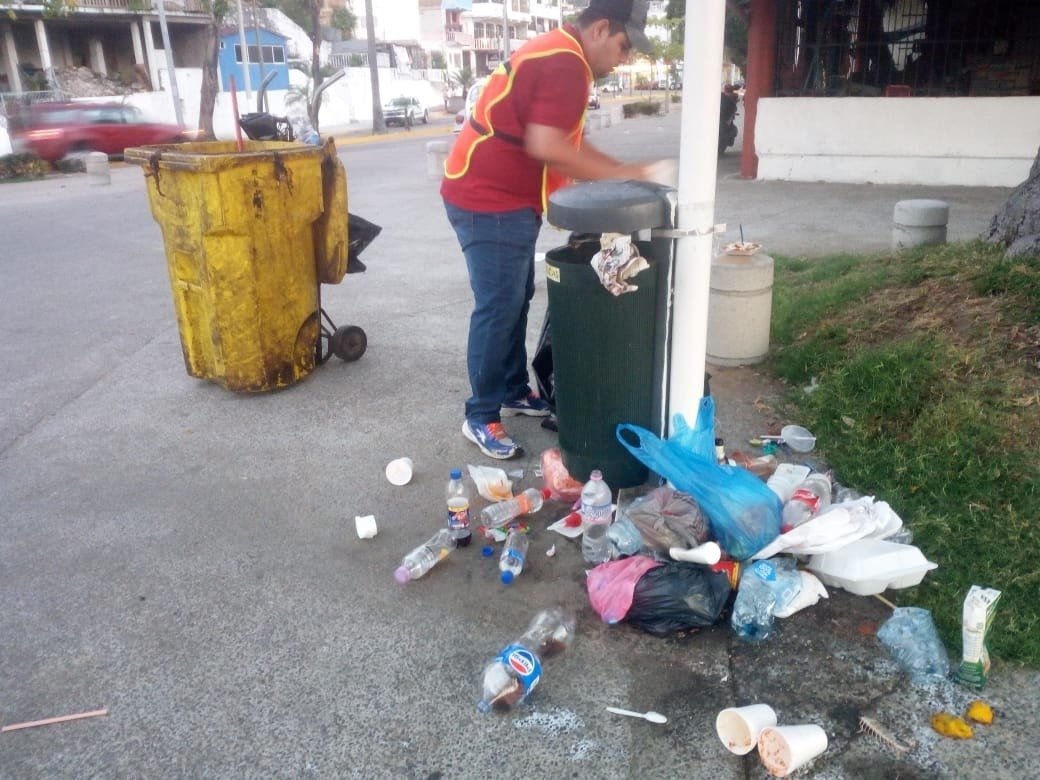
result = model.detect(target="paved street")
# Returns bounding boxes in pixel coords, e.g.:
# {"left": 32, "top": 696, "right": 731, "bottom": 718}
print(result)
{"left": 1, "top": 108, "right": 1034, "bottom": 777}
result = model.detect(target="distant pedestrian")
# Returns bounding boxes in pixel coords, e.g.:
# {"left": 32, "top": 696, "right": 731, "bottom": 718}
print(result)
{"left": 442, "top": 0, "right": 670, "bottom": 459}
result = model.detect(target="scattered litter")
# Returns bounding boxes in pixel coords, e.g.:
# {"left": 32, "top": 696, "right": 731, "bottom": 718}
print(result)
{"left": 548, "top": 514, "right": 584, "bottom": 539}
{"left": 802, "top": 377, "right": 820, "bottom": 395}
{"left": 507, "top": 469, "right": 525, "bottom": 480}
{"left": 354, "top": 514, "right": 378, "bottom": 539}
{"left": 805, "top": 537, "right": 935, "bottom": 594}
{"left": 590, "top": 233, "right": 650, "bottom": 296}
{"left": 394, "top": 528, "right": 455, "bottom": 584}
{"left": 877, "top": 607, "right": 950, "bottom": 683}
{"left": 384, "top": 456, "right": 414, "bottom": 486}
{"left": 757, "top": 724, "right": 828, "bottom": 777}
{"left": 468, "top": 464, "right": 513, "bottom": 502}
{"left": 605, "top": 706, "right": 668, "bottom": 724}
{"left": 965, "top": 700, "right": 994, "bottom": 725}
{"left": 955, "top": 586, "right": 1002, "bottom": 690}
{"left": 716, "top": 703, "right": 776, "bottom": 754}
{"left": 2, "top": 708, "right": 108, "bottom": 732}
{"left": 930, "top": 712, "right": 974, "bottom": 739}
{"left": 858, "top": 716, "right": 914, "bottom": 756}
{"left": 540, "top": 447, "right": 583, "bottom": 502}
{"left": 545, "top": 544, "right": 556, "bottom": 558}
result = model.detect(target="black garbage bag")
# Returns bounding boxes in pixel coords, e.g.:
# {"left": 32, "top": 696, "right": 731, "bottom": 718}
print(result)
{"left": 625, "top": 562, "right": 732, "bottom": 637}
{"left": 347, "top": 213, "right": 382, "bottom": 274}
{"left": 532, "top": 310, "right": 554, "bottom": 408}
{"left": 238, "top": 112, "right": 294, "bottom": 142}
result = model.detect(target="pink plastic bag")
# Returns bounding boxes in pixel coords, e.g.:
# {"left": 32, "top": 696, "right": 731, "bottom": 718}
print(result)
{"left": 541, "top": 447, "right": 583, "bottom": 502}
{"left": 586, "top": 556, "right": 662, "bottom": 624}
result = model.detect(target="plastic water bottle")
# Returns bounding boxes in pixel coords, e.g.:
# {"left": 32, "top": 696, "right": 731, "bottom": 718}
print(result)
{"left": 446, "top": 468, "right": 472, "bottom": 547}
{"left": 394, "top": 528, "right": 455, "bottom": 584}
{"left": 580, "top": 470, "right": 613, "bottom": 564}
{"left": 780, "top": 473, "right": 832, "bottom": 531}
{"left": 479, "top": 488, "right": 550, "bottom": 530}
{"left": 499, "top": 527, "right": 529, "bottom": 584}
{"left": 477, "top": 606, "right": 575, "bottom": 713}
{"left": 731, "top": 559, "right": 803, "bottom": 641}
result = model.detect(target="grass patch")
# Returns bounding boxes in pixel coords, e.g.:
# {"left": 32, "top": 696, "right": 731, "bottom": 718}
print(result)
{"left": 766, "top": 241, "right": 1040, "bottom": 665}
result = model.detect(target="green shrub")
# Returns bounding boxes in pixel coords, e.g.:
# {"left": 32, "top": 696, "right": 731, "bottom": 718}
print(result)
{"left": 0, "top": 153, "right": 49, "bottom": 181}
{"left": 622, "top": 100, "right": 661, "bottom": 118}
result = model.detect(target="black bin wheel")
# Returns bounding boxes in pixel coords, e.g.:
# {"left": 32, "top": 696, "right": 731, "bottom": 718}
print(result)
{"left": 331, "top": 325, "right": 367, "bottom": 362}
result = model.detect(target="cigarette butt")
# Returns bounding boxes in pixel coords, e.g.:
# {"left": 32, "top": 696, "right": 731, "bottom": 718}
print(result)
{"left": 2, "top": 708, "right": 108, "bottom": 732}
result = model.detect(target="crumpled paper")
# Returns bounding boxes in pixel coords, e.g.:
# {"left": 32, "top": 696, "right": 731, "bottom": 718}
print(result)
{"left": 590, "top": 233, "right": 650, "bottom": 296}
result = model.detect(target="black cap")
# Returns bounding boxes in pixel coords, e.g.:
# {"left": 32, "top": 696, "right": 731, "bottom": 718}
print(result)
{"left": 587, "top": 0, "right": 652, "bottom": 54}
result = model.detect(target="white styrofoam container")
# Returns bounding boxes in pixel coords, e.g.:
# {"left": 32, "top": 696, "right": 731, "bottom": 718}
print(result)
{"left": 806, "top": 538, "right": 937, "bottom": 596}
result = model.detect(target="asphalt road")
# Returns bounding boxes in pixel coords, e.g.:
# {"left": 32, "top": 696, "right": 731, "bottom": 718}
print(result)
{"left": 1, "top": 112, "right": 1032, "bottom": 778}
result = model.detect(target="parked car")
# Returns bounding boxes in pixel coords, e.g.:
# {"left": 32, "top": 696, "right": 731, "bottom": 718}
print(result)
{"left": 453, "top": 79, "right": 487, "bottom": 133}
{"left": 8, "top": 101, "right": 193, "bottom": 163}
{"left": 587, "top": 86, "right": 601, "bottom": 110}
{"left": 383, "top": 97, "right": 428, "bottom": 127}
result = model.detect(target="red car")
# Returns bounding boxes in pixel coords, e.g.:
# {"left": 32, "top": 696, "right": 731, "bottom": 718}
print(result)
{"left": 8, "top": 101, "right": 193, "bottom": 163}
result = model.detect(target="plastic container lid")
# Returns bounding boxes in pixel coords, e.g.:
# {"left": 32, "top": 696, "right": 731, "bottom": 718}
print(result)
{"left": 547, "top": 180, "right": 672, "bottom": 234}
{"left": 807, "top": 538, "right": 937, "bottom": 596}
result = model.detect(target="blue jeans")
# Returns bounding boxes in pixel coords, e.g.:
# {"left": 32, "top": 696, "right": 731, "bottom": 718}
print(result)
{"left": 444, "top": 201, "right": 541, "bottom": 424}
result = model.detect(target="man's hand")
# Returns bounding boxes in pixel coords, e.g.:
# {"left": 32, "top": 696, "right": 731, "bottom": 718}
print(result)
{"left": 525, "top": 123, "right": 675, "bottom": 185}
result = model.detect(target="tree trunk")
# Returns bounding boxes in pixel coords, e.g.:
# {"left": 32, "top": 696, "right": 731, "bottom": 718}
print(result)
{"left": 197, "top": 20, "right": 220, "bottom": 140}
{"left": 987, "top": 146, "right": 1040, "bottom": 258}
{"left": 365, "top": 0, "right": 386, "bottom": 133}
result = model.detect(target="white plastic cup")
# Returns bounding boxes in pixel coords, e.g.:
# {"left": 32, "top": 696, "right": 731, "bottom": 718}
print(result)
{"left": 716, "top": 704, "right": 778, "bottom": 755}
{"left": 757, "top": 724, "right": 828, "bottom": 777}
{"left": 355, "top": 515, "right": 378, "bottom": 539}
{"left": 385, "top": 457, "right": 414, "bottom": 486}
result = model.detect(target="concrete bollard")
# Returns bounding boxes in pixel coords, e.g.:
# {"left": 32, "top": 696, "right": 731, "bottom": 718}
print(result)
{"left": 892, "top": 199, "right": 948, "bottom": 250}
{"left": 706, "top": 252, "right": 775, "bottom": 366}
{"left": 425, "top": 139, "right": 450, "bottom": 180}
{"left": 85, "top": 152, "right": 110, "bottom": 186}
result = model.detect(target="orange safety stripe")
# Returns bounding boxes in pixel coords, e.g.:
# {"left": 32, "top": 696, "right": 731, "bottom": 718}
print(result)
{"left": 444, "top": 27, "right": 592, "bottom": 212}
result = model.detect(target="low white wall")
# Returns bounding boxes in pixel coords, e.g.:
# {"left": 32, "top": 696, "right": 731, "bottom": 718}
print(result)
{"left": 756, "top": 96, "right": 1040, "bottom": 187}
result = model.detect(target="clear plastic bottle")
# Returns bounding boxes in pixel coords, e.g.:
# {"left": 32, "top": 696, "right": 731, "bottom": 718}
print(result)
{"left": 477, "top": 606, "right": 576, "bottom": 713}
{"left": 498, "top": 527, "right": 529, "bottom": 584}
{"left": 479, "top": 487, "right": 550, "bottom": 530}
{"left": 580, "top": 470, "right": 613, "bottom": 564}
{"left": 394, "top": 528, "right": 455, "bottom": 584}
{"left": 780, "top": 473, "right": 832, "bottom": 531}
{"left": 446, "top": 468, "right": 472, "bottom": 547}
{"left": 730, "top": 559, "right": 802, "bottom": 641}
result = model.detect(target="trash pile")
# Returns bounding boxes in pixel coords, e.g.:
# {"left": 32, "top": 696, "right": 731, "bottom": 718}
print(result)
{"left": 361, "top": 394, "right": 1003, "bottom": 773}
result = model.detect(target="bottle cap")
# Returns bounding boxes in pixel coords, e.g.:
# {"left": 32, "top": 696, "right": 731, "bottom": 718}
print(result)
{"left": 450, "top": 468, "right": 462, "bottom": 479}
{"left": 501, "top": 570, "right": 515, "bottom": 585}
{"left": 481, "top": 545, "right": 494, "bottom": 557}
{"left": 393, "top": 566, "right": 411, "bottom": 584}
{"left": 541, "top": 488, "right": 552, "bottom": 499}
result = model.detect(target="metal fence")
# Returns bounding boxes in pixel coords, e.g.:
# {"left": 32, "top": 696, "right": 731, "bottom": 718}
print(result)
{"left": 774, "top": 0, "right": 1040, "bottom": 97}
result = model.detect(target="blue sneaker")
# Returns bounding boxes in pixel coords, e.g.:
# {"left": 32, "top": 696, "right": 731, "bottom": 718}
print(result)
{"left": 500, "top": 392, "right": 552, "bottom": 418}
{"left": 462, "top": 420, "right": 522, "bottom": 460}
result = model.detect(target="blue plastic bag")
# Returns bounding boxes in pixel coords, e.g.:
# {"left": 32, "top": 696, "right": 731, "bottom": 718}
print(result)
{"left": 616, "top": 409, "right": 782, "bottom": 561}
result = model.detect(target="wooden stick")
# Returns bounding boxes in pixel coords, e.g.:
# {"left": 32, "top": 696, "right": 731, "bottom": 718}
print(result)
{"left": 2, "top": 708, "right": 108, "bottom": 733}
{"left": 874, "top": 593, "right": 898, "bottom": 610}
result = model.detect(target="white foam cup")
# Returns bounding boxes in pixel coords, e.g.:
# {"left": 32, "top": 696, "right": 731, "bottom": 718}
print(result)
{"left": 385, "top": 457, "right": 414, "bottom": 486}
{"left": 355, "top": 514, "right": 378, "bottom": 539}
{"left": 757, "top": 724, "right": 828, "bottom": 777}
{"left": 715, "top": 704, "right": 777, "bottom": 755}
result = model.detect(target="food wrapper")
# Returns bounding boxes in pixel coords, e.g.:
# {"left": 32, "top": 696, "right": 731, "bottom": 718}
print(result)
{"left": 954, "top": 585, "right": 1001, "bottom": 690}
{"left": 467, "top": 464, "right": 513, "bottom": 502}
{"left": 590, "top": 233, "right": 650, "bottom": 296}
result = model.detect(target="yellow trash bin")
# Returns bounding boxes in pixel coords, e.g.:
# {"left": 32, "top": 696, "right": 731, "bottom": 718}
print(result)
{"left": 125, "top": 139, "right": 349, "bottom": 392}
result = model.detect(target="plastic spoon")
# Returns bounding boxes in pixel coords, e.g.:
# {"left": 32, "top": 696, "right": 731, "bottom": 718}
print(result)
{"left": 606, "top": 706, "right": 669, "bottom": 724}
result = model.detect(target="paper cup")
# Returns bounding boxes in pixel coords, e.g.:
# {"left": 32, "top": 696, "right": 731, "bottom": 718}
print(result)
{"left": 354, "top": 514, "right": 378, "bottom": 539}
{"left": 385, "top": 457, "right": 414, "bottom": 486}
{"left": 716, "top": 704, "right": 778, "bottom": 755}
{"left": 757, "top": 724, "right": 828, "bottom": 777}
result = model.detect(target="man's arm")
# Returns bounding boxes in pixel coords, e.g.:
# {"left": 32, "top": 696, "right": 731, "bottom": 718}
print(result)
{"left": 524, "top": 123, "right": 653, "bottom": 182}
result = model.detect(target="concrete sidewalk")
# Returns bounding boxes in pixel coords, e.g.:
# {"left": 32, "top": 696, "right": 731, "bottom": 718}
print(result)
{"left": 0, "top": 107, "right": 1034, "bottom": 778}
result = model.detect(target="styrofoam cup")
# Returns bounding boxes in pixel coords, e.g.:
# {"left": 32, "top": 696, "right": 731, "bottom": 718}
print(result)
{"left": 385, "top": 457, "right": 414, "bottom": 486}
{"left": 715, "top": 704, "right": 777, "bottom": 755}
{"left": 355, "top": 514, "right": 378, "bottom": 539}
{"left": 757, "top": 724, "right": 828, "bottom": 777}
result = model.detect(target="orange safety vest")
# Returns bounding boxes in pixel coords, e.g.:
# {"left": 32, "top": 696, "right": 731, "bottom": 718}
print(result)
{"left": 443, "top": 27, "right": 592, "bottom": 213}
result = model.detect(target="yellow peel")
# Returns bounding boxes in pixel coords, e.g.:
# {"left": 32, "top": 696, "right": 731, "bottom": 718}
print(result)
{"left": 965, "top": 700, "right": 994, "bottom": 725}
{"left": 931, "top": 712, "right": 974, "bottom": 739}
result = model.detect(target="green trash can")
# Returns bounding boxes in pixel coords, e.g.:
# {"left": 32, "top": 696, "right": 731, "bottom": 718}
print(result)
{"left": 545, "top": 181, "right": 674, "bottom": 489}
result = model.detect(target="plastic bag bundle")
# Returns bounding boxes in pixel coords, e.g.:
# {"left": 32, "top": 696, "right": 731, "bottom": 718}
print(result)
{"left": 616, "top": 398, "right": 782, "bottom": 561}
{"left": 619, "top": 486, "right": 710, "bottom": 555}
{"left": 587, "top": 556, "right": 663, "bottom": 624}
{"left": 625, "top": 562, "right": 733, "bottom": 637}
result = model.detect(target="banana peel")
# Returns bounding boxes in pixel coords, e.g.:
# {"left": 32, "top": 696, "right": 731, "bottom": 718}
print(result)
{"left": 931, "top": 712, "right": 974, "bottom": 739}
{"left": 965, "top": 700, "right": 994, "bottom": 725}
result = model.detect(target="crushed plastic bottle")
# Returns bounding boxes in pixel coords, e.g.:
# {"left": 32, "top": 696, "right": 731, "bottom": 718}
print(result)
{"left": 499, "top": 527, "right": 529, "bottom": 584}
{"left": 479, "top": 487, "right": 550, "bottom": 530}
{"left": 780, "top": 473, "right": 832, "bottom": 532}
{"left": 477, "top": 606, "right": 575, "bottom": 713}
{"left": 730, "top": 559, "right": 803, "bottom": 641}
{"left": 394, "top": 528, "right": 455, "bottom": 584}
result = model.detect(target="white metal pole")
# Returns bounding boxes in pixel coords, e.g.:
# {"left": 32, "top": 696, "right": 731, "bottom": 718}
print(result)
{"left": 667, "top": 0, "right": 726, "bottom": 433}
{"left": 502, "top": 0, "right": 511, "bottom": 60}
{"left": 235, "top": 0, "right": 253, "bottom": 101}
{"left": 155, "top": 0, "right": 185, "bottom": 126}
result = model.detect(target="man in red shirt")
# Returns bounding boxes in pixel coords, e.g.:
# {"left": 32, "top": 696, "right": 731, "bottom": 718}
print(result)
{"left": 443, "top": 0, "right": 666, "bottom": 459}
